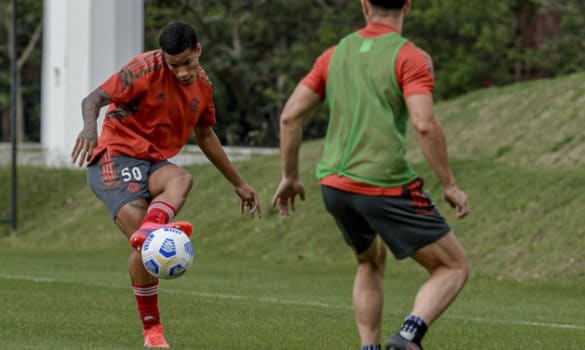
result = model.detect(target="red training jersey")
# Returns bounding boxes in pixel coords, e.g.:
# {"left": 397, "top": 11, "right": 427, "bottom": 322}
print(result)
{"left": 89, "top": 49, "right": 216, "bottom": 164}
{"left": 301, "top": 22, "right": 434, "bottom": 196}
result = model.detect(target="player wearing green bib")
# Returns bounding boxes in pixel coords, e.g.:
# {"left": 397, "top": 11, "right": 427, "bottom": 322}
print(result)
{"left": 317, "top": 31, "right": 415, "bottom": 187}
{"left": 272, "top": 1, "right": 469, "bottom": 350}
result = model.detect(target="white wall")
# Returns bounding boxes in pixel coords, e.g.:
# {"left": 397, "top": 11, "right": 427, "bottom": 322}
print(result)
{"left": 41, "top": 0, "right": 143, "bottom": 167}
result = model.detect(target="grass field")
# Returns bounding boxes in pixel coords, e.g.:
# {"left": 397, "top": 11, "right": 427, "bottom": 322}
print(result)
{"left": 1, "top": 72, "right": 585, "bottom": 349}
{"left": 1, "top": 250, "right": 585, "bottom": 349}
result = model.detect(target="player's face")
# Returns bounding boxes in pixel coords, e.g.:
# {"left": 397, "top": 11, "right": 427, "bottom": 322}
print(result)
{"left": 164, "top": 44, "right": 202, "bottom": 86}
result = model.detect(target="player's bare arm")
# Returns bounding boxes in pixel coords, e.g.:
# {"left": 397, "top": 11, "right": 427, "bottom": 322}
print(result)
{"left": 71, "top": 87, "right": 112, "bottom": 167}
{"left": 271, "top": 84, "right": 321, "bottom": 216}
{"left": 194, "top": 126, "right": 261, "bottom": 218}
{"left": 406, "top": 93, "right": 469, "bottom": 219}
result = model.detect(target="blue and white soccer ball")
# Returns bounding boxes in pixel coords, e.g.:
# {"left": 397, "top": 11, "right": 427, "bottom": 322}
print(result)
{"left": 141, "top": 227, "right": 194, "bottom": 280}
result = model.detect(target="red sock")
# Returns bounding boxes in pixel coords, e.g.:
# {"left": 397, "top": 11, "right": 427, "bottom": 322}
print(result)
{"left": 132, "top": 281, "right": 161, "bottom": 330}
{"left": 140, "top": 201, "right": 176, "bottom": 226}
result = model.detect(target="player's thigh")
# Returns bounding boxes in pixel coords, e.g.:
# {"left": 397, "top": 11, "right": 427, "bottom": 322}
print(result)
{"left": 147, "top": 162, "right": 193, "bottom": 197}
{"left": 321, "top": 185, "right": 377, "bottom": 254}
{"left": 410, "top": 232, "right": 468, "bottom": 273}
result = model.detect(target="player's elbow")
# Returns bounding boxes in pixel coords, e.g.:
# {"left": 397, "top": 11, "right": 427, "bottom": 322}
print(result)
{"left": 81, "top": 88, "right": 109, "bottom": 111}
{"left": 411, "top": 116, "right": 440, "bottom": 137}
{"left": 81, "top": 95, "right": 92, "bottom": 109}
{"left": 280, "top": 112, "right": 301, "bottom": 130}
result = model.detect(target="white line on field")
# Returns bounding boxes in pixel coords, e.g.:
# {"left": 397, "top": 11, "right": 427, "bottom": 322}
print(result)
{"left": 2, "top": 272, "right": 584, "bottom": 331}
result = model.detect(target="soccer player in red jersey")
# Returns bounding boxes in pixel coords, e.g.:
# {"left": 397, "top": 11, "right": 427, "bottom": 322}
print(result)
{"left": 71, "top": 21, "right": 261, "bottom": 348}
{"left": 272, "top": 1, "right": 469, "bottom": 350}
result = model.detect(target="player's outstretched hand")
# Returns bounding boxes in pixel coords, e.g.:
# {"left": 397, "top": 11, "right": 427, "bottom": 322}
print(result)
{"left": 271, "top": 178, "right": 305, "bottom": 216}
{"left": 443, "top": 184, "right": 469, "bottom": 220}
{"left": 235, "top": 183, "right": 262, "bottom": 219}
{"left": 71, "top": 127, "right": 97, "bottom": 167}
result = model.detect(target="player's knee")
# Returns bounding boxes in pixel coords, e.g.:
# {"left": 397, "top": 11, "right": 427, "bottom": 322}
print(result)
{"left": 451, "top": 254, "right": 470, "bottom": 287}
{"left": 357, "top": 258, "right": 386, "bottom": 277}
{"left": 130, "top": 247, "right": 142, "bottom": 261}
{"left": 174, "top": 171, "right": 193, "bottom": 194}
{"left": 357, "top": 239, "right": 387, "bottom": 272}
{"left": 460, "top": 256, "right": 470, "bottom": 284}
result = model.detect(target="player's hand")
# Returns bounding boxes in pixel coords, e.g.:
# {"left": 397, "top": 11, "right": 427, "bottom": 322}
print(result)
{"left": 71, "top": 127, "right": 98, "bottom": 167}
{"left": 443, "top": 184, "right": 469, "bottom": 219}
{"left": 271, "top": 178, "right": 305, "bottom": 216}
{"left": 235, "top": 183, "right": 262, "bottom": 219}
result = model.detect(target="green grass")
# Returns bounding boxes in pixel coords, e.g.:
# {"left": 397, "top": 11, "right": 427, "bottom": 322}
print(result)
{"left": 1, "top": 72, "right": 585, "bottom": 348}
{"left": 1, "top": 251, "right": 585, "bottom": 349}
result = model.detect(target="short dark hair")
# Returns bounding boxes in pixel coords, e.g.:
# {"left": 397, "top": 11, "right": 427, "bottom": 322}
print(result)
{"left": 158, "top": 21, "right": 198, "bottom": 55}
{"left": 368, "top": 0, "right": 407, "bottom": 10}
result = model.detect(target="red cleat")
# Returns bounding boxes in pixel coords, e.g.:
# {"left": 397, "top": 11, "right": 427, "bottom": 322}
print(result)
{"left": 130, "top": 221, "right": 193, "bottom": 249}
{"left": 143, "top": 323, "right": 169, "bottom": 348}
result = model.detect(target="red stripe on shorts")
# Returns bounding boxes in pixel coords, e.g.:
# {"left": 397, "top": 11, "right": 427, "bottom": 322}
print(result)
{"left": 407, "top": 179, "right": 430, "bottom": 209}
{"left": 100, "top": 151, "right": 120, "bottom": 189}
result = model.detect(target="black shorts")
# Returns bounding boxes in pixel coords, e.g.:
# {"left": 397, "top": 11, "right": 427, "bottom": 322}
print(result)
{"left": 321, "top": 178, "right": 450, "bottom": 259}
{"left": 87, "top": 151, "right": 170, "bottom": 219}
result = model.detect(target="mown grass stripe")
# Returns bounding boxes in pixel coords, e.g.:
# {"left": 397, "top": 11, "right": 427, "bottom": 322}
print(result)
{"left": 2, "top": 272, "right": 583, "bottom": 331}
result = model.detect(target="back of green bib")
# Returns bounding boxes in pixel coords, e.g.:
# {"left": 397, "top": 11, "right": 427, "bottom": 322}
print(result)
{"left": 317, "top": 32, "right": 417, "bottom": 187}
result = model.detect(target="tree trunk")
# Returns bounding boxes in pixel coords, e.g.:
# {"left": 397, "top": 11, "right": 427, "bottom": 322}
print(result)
{"left": 16, "top": 80, "right": 25, "bottom": 143}
{"left": 15, "top": 21, "right": 42, "bottom": 143}
{"left": 1, "top": 108, "right": 9, "bottom": 142}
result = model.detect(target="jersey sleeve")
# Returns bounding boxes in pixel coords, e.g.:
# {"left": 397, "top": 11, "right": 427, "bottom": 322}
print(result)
{"left": 395, "top": 42, "right": 434, "bottom": 97}
{"left": 300, "top": 46, "right": 336, "bottom": 100}
{"left": 194, "top": 67, "right": 216, "bottom": 129}
{"left": 100, "top": 66, "right": 149, "bottom": 105}
{"left": 195, "top": 93, "right": 216, "bottom": 129}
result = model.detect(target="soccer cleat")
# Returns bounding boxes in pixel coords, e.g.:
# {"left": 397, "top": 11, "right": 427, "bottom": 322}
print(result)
{"left": 385, "top": 333, "right": 423, "bottom": 350}
{"left": 130, "top": 221, "right": 193, "bottom": 250}
{"left": 143, "top": 323, "right": 170, "bottom": 348}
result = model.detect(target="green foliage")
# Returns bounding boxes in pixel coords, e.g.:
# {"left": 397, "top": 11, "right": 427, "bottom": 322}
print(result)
{"left": 143, "top": 0, "right": 585, "bottom": 145}
{"left": 0, "top": 0, "right": 43, "bottom": 141}
{"left": 144, "top": 0, "right": 363, "bottom": 146}
{"left": 1, "top": 0, "right": 584, "bottom": 145}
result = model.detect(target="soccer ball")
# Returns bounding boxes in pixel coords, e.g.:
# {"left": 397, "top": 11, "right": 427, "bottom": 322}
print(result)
{"left": 141, "top": 227, "right": 194, "bottom": 280}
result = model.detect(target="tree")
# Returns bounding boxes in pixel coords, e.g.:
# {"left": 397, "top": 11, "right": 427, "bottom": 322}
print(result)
{"left": 406, "top": 0, "right": 584, "bottom": 99}
{"left": 145, "top": 0, "right": 362, "bottom": 146}
{"left": 0, "top": 0, "right": 43, "bottom": 143}
{"left": 0, "top": 0, "right": 582, "bottom": 147}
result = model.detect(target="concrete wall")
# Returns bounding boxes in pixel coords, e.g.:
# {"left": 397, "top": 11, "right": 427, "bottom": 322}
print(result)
{"left": 40, "top": 0, "right": 143, "bottom": 167}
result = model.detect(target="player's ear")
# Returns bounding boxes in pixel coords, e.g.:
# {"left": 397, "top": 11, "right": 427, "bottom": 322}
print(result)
{"left": 360, "top": 0, "right": 370, "bottom": 17}
{"left": 195, "top": 43, "right": 202, "bottom": 58}
{"left": 403, "top": 0, "right": 411, "bottom": 14}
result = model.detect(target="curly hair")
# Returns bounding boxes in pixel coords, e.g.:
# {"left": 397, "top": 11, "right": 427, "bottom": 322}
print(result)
{"left": 158, "top": 21, "right": 198, "bottom": 55}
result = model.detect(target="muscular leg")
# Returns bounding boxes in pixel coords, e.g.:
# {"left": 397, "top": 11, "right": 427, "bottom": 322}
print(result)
{"left": 115, "top": 164, "right": 194, "bottom": 285}
{"left": 146, "top": 163, "right": 193, "bottom": 212}
{"left": 354, "top": 236, "right": 388, "bottom": 346}
{"left": 409, "top": 231, "right": 469, "bottom": 325}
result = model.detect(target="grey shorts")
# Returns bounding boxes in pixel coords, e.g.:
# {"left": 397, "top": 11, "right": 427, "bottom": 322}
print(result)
{"left": 321, "top": 178, "right": 450, "bottom": 259}
{"left": 87, "top": 151, "right": 170, "bottom": 219}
